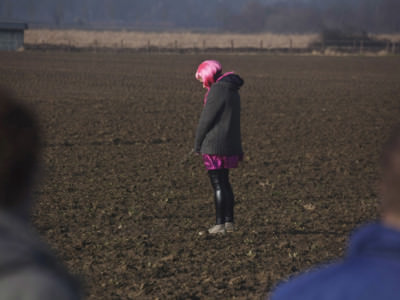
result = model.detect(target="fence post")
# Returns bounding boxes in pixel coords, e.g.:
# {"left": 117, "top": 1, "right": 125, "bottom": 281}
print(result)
{"left": 230, "top": 39, "right": 234, "bottom": 51}
{"left": 321, "top": 39, "right": 325, "bottom": 53}
{"left": 202, "top": 40, "right": 206, "bottom": 51}
{"left": 360, "top": 40, "right": 364, "bottom": 54}
{"left": 93, "top": 39, "right": 98, "bottom": 53}
{"left": 353, "top": 40, "right": 356, "bottom": 52}
{"left": 260, "top": 40, "right": 263, "bottom": 50}
{"left": 120, "top": 39, "right": 124, "bottom": 49}
{"left": 386, "top": 41, "right": 390, "bottom": 53}
{"left": 174, "top": 40, "right": 178, "bottom": 51}
{"left": 147, "top": 40, "right": 151, "bottom": 52}
{"left": 392, "top": 42, "right": 396, "bottom": 54}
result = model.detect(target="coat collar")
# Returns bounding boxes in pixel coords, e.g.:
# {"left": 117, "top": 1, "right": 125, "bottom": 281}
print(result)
{"left": 348, "top": 223, "right": 400, "bottom": 260}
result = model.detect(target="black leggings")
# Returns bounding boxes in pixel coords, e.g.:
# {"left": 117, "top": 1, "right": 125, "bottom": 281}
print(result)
{"left": 208, "top": 169, "right": 234, "bottom": 225}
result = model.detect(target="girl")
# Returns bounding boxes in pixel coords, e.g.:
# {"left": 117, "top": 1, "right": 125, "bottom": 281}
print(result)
{"left": 194, "top": 60, "right": 244, "bottom": 234}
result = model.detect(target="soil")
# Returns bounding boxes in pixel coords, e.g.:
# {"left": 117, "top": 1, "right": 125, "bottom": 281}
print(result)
{"left": 0, "top": 51, "right": 399, "bottom": 299}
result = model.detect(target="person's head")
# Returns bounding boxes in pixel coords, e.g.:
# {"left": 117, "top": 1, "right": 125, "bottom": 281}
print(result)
{"left": 0, "top": 88, "right": 41, "bottom": 215}
{"left": 195, "top": 60, "right": 222, "bottom": 89}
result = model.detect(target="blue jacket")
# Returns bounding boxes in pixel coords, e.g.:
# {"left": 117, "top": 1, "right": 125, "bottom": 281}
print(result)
{"left": 270, "top": 223, "right": 400, "bottom": 300}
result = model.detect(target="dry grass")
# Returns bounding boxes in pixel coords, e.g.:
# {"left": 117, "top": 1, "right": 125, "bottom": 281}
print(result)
{"left": 25, "top": 29, "right": 318, "bottom": 49}
{"left": 372, "top": 34, "right": 400, "bottom": 42}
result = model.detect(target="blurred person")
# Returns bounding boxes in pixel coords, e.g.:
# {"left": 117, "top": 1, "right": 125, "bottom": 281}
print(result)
{"left": 194, "top": 60, "right": 244, "bottom": 234}
{"left": 0, "top": 88, "right": 81, "bottom": 299}
{"left": 269, "top": 124, "right": 400, "bottom": 300}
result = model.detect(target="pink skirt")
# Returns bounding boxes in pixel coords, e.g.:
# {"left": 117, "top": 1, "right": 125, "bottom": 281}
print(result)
{"left": 202, "top": 154, "right": 243, "bottom": 170}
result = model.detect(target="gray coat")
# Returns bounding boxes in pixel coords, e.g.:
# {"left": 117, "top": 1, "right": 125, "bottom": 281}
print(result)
{"left": 194, "top": 74, "right": 244, "bottom": 156}
{"left": 0, "top": 211, "right": 81, "bottom": 300}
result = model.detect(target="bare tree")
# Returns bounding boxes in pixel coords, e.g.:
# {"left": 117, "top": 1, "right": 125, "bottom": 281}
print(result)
{"left": 241, "top": 1, "right": 267, "bottom": 32}
{"left": 26, "top": 0, "right": 38, "bottom": 21}
{"left": 53, "top": 2, "right": 65, "bottom": 26}
{"left": 2, "top": 0, "right": 13, "bottom": 19}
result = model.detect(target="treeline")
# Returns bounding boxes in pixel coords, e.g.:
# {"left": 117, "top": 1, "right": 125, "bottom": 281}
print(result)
{"left": 1, "top": 0, "right": 400, "bottom": 33}
{"left": 1, "top": 0, "right": 227, "bottom": 28}
{"left": 222, "top": 0, "right": 400, "bottom": 33}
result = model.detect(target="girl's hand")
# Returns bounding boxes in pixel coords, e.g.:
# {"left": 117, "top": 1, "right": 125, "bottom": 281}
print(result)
{"left": 180, "top": 149, "right": 198, "bottom": 165}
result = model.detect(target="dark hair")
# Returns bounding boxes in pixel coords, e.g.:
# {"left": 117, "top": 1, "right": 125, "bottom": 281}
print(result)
{"left": 381, "top": 124, "right": 400, "bottom": 169}
{"left": 0, "top": 88, "right": 41, "bottom": 208}
{"left": 213, "top": 69, "right": 223, "bottom": 82}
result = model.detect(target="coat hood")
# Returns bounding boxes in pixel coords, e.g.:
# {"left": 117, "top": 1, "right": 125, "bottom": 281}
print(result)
{"left": 348, "top": 223, "right": 400, "bottom": 260}
{"left": 216, "top": 73, "right": 244, "bottom": 90}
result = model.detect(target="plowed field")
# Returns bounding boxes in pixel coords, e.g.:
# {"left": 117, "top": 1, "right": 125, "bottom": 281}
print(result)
{"left": 0, "top": 52, "right": 399, "bottom": 299}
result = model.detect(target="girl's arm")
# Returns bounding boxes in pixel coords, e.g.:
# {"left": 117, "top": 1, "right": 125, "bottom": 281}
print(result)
{"left": 194, "top": 86, "right": 225, "bottom": 153}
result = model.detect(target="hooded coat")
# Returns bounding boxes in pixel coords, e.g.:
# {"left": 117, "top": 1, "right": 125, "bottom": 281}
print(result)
{"left": 270, "top": 223, "right": 400, "bottom": 300}
{"left": 0, "top": 211, "right": 81, "bottom": 299}
{"left": 194, "top": 74, "right": 244, "bottom": 156}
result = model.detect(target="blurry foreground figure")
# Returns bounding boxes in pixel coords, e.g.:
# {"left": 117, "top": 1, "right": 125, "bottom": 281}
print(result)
{"left": 270, "top": 124, "right": 400, "bottom": 300}
{"left": 0, "top": 89, "right": 81, "bottom": 299}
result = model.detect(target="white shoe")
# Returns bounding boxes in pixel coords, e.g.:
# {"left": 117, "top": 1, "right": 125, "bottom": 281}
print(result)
{"left": 208, "top": 224, "right": 226, "bottom": 234}
{"left": 225, "top": 222, "right": 234, "bottom": 233}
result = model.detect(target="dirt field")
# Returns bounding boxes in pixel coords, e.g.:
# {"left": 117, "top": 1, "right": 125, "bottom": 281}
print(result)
{"left": 0, "top": 52, "right": 399, "bottom": 299}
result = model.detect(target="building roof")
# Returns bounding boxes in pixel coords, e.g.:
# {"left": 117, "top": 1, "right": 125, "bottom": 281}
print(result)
{"left": 0, "top": 22, "right": 28, "bottom": 31}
